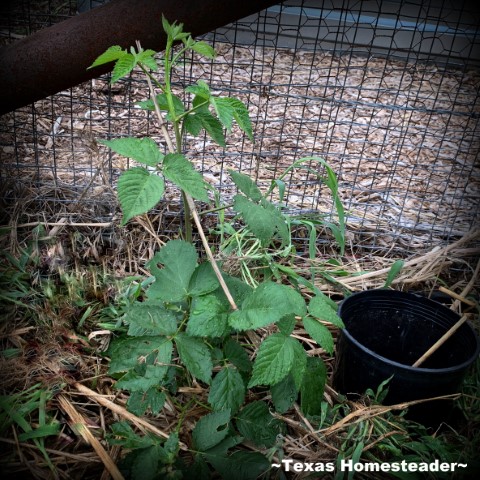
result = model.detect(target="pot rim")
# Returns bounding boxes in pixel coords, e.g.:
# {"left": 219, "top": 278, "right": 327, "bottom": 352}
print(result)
{"left": 339, "top": 289, "right": 480, "bottom": 374}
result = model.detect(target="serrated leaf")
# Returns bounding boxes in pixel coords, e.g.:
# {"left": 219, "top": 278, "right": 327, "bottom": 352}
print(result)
{"left": 228, "top": 282, "right": 304, "bottom": 331}
{"left": 232, "top": 195, "right": 274, "bottom": 245}
{"left": 192, "top": 409, "right": 231, "bottom": 451}
{"left": 308, "top": 295, "right": 344, "bottom": 328}
{"left": 125, "top": 303, "right": 177, "bottom": 336}
{"left": 99, "top": 137, "right": 163, "bottom": 167}
{"left": 185, "top": 81, "right": 210, "bottom": 99}
{"left": 196, "top": 111, "right": 226, "bottom": 147}
{"left": 303, "top": 316, "right": 334, "bottom": 355}
{"left": 188, "top": 262, "right": 219, "bottom": 297}
{"left": 211, "top": 97, "right": 253, "bottom": 141}
{"left": 210, "top": 97, "right": 234, "bottom": 131}
{"left": 222, "top": 274, "right": 253, "bottom": 306}
{"left": 187, "top": 293, "right": 229, "bottom": 338}
{"left": 276, "top": 314, "right": 296, "bottom": 335}
{"left": 127, "top": 389, "right": 166, "bottom": 416}
{"left": 300, "top": 357, "right": 326, "bottom": 417}
{"left": 163, "top": 153, "right": 209, "bottom": 202}
{"left": 117, "top": 168, "right": 165, "bottom": 225}
{"left": 137, "top": 49, "right": 158, "bottom": 71}
{"left": 130, "top": 444, "right": 162, "bottom": 480}
{"left": 236, "top": 401, "right": 285, "bottom": 448}
{"left": 108, "top": 336, "right": 172, "bottom": 373}
{"left": 208, "top": 451, "right": 270, "bottom": 480}
{"left": 261, "top": 198, "right": 290, "bottom": 246}
{"left": 88, "top": 45, "right": 125, "bottom": 69}
{"left": 271, "top": 373, "right": 298, "bottom": 414}
{"left": 116, "top": 365, "right": 170, "bottom": 391}
{"left": 230, "top": 98, "right": 254, "bottom": 142}
{"left": 248, "top": 333, "right": 296, "bottom": 387}
{"left": 228, "top": 170, "right": 263, "bottom": 202}
{"left": 111, "top": 53, "right": 136, "bottom": 83}
{"left": 175, "top": 333, "right": 212, "bottom": 384}
{"left": 223, "top": 338, "right": 252, "bottom": 373}
{"left": 108, "top": 421, "right": 158, "bottom": 449}
{"left": 192, "top": 41, "right": 216, "bottom": 59}
{"left": 136, "top": 94, "right": 185, "bottom": 116}
{"left": 290, "top": 337, "right": 307, "bottom": 391}
{"left": 183, "top": 112, "right": 203, "bottom": 136}
{"left": 147, "top": 240, "right": 198, "bottom": 302}
{"left": 208, "top": 366, "right": 245, "bottom": 414}
{"left": 233, "top": 193, "right": 292, "bottom": 247}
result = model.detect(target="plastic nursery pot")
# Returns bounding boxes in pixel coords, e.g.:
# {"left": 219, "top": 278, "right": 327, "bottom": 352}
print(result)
{"left": 332, "top": 289, "right": 480, "bottom": 426}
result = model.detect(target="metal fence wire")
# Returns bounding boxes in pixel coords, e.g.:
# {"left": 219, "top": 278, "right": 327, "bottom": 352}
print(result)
{"left": 0, "top": 0, "right": 479, "bottom": 255}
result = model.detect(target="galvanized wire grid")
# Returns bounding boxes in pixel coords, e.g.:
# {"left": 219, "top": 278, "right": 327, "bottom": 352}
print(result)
{"left": 0, "top": 0, "right": 479, "bottom": 255}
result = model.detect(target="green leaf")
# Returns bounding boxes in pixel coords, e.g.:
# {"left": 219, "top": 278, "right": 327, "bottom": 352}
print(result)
{"left": 211, "top": 97, "right": 253, "bottom": 142}
{"left": 109, "top": 337, "right": 173, "bottom": 391}
{"left": 208, "top": 451, "right": 270, "bottom": 480}
{"left": 111, "top": 53, "right": 136, "bottom": 83}
{"left": 108, "top": 421, "right": 158, "bottom": 449}
{"left": 308, "top": 295, "right": 344, "bottom": 328}
{"left": 117, "top": 167, "right": 165, "bottom": 225}
{"left": 108, "top": 336, "right": 172, "bottom": 374}
{"left": 228, "top": 170, "right": 263, "bottom": 202}
{"left": 232, "top": 195, "right": 274, "bottom": 245}
{"left": 188, "top": 262, "right": 219, "bottom": 297}
{"left": 248, "top": 333, "right": 296, "bottom": 388}
{"left": 127, "top": 389, "right": 166, "bottom": 416}
{"left": 236, "top": 401, "right": 285, "bottom": 448}
{"left": 130, "top": 445, "right": 162, "bottom": 480}
{"left": 270, "top": 373, "right": 298, "bottom": 413}
{"left": 300, "top": 357, "right": 326, "bottom": 417}
{"left": 290, "top": 337, "right": 307, "bottom": 391}
{"left": 303, "top": 316, "right": 334, "bottom": 355}
{"left": 18, "top": 424, "right": 60, "bottom": 441}
{"left": 192, "top": 409, "right": 231, "bottom": 451}
{"left": 195, "top": 111, "right": 226, "bottom": 147}
{"left": 147, "top": 240, "right": 198, "bottom": 302}
{"left": 223, "top": 339, "right": 252, "bottom": 373}
{"left": 210, "top": 97, "right": 235, "bottom": 132}
{"left": 115, "top": 366, "right": 169, "bottom": 391}
{"left": 228, "top": 282, "right": 304, "bottom": 331}
{"left": 232, "top": 195, "right": 290, "bottom": 247}
{"left": 187, "top": 293, "right": 229, "bottom": 338}
{"left": 384, "top": 259, "right": 404, "bottom": 288}
{"left": 192, "top": 41, "right": 216, "bottom": 59}
{"left": 125, "top": 303, "right": 177, "bottom": 336}
{"left": 185, "top": 81, "right": 211, "bottom": 100}
{"left": 88, "top": 45, "right": 125, "bottom": 69}
{"left": 276, "top": 314, "right": 296, "bottom": 336}
{"left": 208, "top": 366, "right": 245, "bottom": 414}
{"left": 137, "top": 49, "right": 158, "bottom": 71}
{"left": 136, "top": 94, "right": 185, "bottom": 117}
{"left": 222, "top": 274, "right": 253, "bottom": 305}
{"left": 99, "top": 137, "right": 164, "bottom": 167}
{"left": 183, "top": 112, "right": 203, "bottom": 136}
{"left": 163, "top": 153, "right": 209, "bottom": 202}
{"left": 175, "top": 333, "right": 212, "bottom": 384}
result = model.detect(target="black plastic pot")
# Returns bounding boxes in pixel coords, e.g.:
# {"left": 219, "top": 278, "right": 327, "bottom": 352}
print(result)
{"left": 333, "top": 290, "right": 480, "bottom": 425}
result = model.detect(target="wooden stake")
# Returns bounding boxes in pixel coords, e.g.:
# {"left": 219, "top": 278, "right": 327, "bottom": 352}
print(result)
{"left": 412, "top": 314, "right": 469, "bottom": 368}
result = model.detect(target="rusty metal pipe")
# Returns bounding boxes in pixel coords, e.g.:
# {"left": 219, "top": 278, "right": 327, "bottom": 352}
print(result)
{"left": 0, "top": 0, "right": 279, "bottom": 115}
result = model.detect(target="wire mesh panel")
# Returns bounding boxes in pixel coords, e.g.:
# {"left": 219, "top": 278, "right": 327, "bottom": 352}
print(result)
{"left": 0, "top": 0, "right": 479, "bottom": 255}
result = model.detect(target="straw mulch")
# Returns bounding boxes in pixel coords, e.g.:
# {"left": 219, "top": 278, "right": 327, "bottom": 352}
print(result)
{"left": 0, "top": 209, "right": 478, "bottom": 478}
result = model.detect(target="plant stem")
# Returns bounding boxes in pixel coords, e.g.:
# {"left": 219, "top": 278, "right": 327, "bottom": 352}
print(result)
{"left": 137, "top": 41, "right": 237, "bottom": 310}
{"left": 185, "top": 194, "right": 238, "bottom": 310}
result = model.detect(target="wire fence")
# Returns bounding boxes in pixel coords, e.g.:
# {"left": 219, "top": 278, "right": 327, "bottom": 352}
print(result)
{"left": 1, "top": 0, "right": 479, "bottom": 256}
